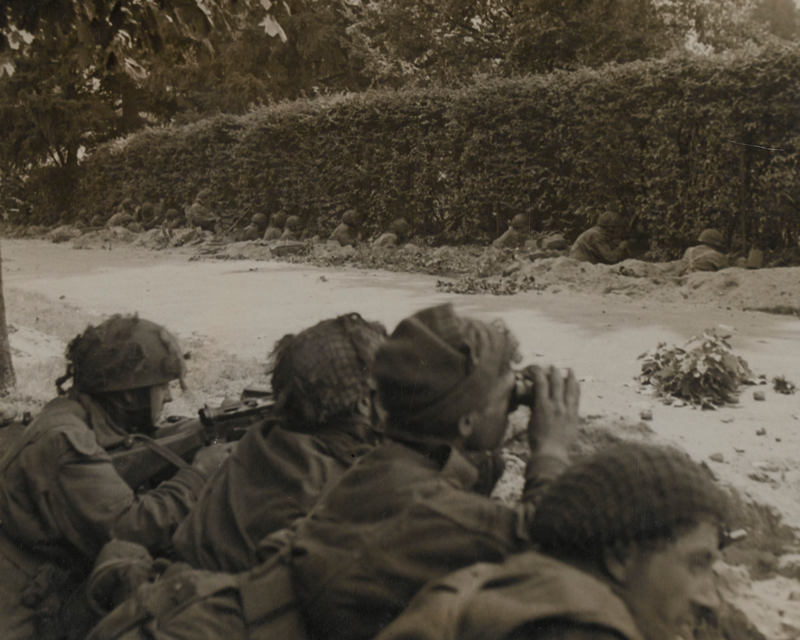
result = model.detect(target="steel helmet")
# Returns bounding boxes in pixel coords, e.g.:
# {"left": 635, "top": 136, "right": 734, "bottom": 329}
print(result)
{"left": 342, "top": 209, "right": 359, "bottom": 226}
{"left": 286, "top": 215, "right": 302, "bottom": 230}
{"left": 252, "top": 213, "right": 268, "bottom": 228}
{"left": 597, "top": 211, "right": 622, "bottom": 229}
{"left": 511, "top": 214, "right": 527, "bottom": 230}
{"left": 698, "top": 229, "right": 725, "bottom": 250}
{"left": 64, "top": 315, "right": 185, "bottom": 394}
{"left": 389, "top": 218, "right": 410, "bottom": 236}
{"left": 271, "top": 213, "right": 286, "bottom": 228}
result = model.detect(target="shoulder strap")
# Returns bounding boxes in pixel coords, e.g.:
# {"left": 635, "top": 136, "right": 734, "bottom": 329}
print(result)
{"left": 0, "top": 399, "right": 87, "bottom": 475}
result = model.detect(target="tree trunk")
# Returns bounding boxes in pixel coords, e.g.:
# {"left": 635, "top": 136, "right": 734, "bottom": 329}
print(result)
{"left": 0, "top": 241, "right": 16, "bottom": 393}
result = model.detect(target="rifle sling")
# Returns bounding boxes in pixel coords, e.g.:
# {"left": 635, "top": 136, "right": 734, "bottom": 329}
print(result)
{"left": 123, "top": 434, "right": 193, "bottom": 472}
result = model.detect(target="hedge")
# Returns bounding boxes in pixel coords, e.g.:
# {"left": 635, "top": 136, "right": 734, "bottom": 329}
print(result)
{"left": 31, "top": 41, "right": 800, "bottom": 257}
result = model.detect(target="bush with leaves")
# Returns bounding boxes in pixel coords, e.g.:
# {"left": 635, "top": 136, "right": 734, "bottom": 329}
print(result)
{"left": 638, "top": 327, "right": 754, "bottom": 408}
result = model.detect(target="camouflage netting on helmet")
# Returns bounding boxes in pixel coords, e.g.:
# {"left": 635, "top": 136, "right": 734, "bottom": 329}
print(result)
{"left": 63, "top": 315, "right": 185, "bottom": 394}
{"left": 530, "top": 443, "right": 731, "bottom": 561}
{"left": 268, "top": 313, "right": 387, "bottom": 424}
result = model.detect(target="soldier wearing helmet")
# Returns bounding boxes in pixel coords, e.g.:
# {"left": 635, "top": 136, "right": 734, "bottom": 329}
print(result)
{"left": 0, "top": 315, "right": 230, "bottom": 639}
{"left": 280, "top": 215, "right": 305, "bottom": 241}
{"left": 492, "top": 214, "right": 529, "bottom": 249}
{"left": 242, "top": 213, "right": 269, "bottom": 241}
{"left": 263, "top": 213, "right": 286, "bottom": 241}
{"left": 374, "top": 218, "right": 412, "bottom": 248}
{"left": 329, "top": 209, "right": 360, "bottom": 247}
{"left": 683, "top": 229, "right": 729, "bottom": 272}
{"left": 569, "top": 210, "right": 630, "bottom": 264}
{"left": 186, "top": 190, "right": 220, "bottom": 233}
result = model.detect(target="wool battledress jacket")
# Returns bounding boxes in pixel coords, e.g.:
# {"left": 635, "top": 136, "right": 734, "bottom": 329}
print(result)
{"left": 172, "top": 413, "right": 376, "bottom": 573}
{"left": 0, "top": 393, "right": 207, "bottom": 639}
{"left": 373, "top": 550, "right": 644, "bottom": 640}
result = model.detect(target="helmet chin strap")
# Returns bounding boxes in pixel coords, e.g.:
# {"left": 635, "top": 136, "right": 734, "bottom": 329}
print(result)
{"left": 94, "top": 388, "right": 155, "bottom": 436}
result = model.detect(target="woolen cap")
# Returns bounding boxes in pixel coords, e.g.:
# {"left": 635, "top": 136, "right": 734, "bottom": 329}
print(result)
{"left": 531, "top": 442, "right": 731, "bottom": 557}
{"left": 374, "top": 304, "right": 518, "bottom": 437}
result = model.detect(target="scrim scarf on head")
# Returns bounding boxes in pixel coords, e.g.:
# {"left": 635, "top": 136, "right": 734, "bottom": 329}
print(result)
{"left": 530, "top": 442, "right": 731, "bottom": 563}
{"left": 268, "top": 313, "right": 387, "bottom": 425}
{"left": 373, "top": 304, "right": 519, "bottom": 438}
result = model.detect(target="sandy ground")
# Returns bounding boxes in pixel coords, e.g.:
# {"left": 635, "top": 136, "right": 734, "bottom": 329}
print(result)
{"left": 2, "top": 238, "right": 800, "bottom": 639}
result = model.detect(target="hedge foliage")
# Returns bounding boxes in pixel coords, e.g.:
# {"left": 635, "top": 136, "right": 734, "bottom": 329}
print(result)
{"left": 43, "top": 41, "right": 800, "bottom": 256}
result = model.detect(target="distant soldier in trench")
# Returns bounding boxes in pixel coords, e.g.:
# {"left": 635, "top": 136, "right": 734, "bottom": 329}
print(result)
{"left": 569, "top": 211, "right": 630, "bottom": 265}
{"left": 683, "top": 229, "right": 729, "bottom": 272}
{"left": 262, "top": 213, "right": 286, "bottom": 241}
{"left": 493, "top": 214, "right": 529, "bottom": 249}
{"left": 185, "top": 190, "right": 220, "bottom": 233}
{"left": 329, "top": 209, "right": 360, "bottom": 247}
{"left": 374, "top": 218, "right": 413, "bottom": 248}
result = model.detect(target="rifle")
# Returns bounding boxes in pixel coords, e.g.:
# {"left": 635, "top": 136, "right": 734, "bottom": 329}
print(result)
{"left": 110, "top": 391, "right": 274, "bottom": 491}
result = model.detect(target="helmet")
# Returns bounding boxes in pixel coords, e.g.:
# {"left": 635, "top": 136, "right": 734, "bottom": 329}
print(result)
{"left": 140, "top": 202, "right": 154, "bottom": 217}
{"left": 389, "top": 218, "right": 410, "bottom": 236}
{"left": 252, "top": 213, "right": 268, "bottom": 228}
{"left": 121, "top": 199, "right": 135, "bottom": 211}
{"left": 342, "top": 209, "right": 359, "bottom": 226}
{"left": 511, "top": 214, "right": 527, "bottom": 230}
{"left": 286, "top": 215, "right": 302, "bottom": 230}
{"left": 597, "top": 211, "right": 622, "bottom": 229}
{"left": 64, "top": 315, "right": 185, "bottom": 394}
{"left": 698, "top": 229, "right": 725, "bottom": 250}
{"left": 271, "top": 213, "right": 286, "bottom": 228}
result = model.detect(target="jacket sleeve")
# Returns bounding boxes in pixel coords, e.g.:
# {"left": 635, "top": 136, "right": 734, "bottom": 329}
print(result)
{"left": 591, "top": 236, "right": 628, "bottom": 265}
{"left": 53, "top": 431, "right": 207, "bottom": 557}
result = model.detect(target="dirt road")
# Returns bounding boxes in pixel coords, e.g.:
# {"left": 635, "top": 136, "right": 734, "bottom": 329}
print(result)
{"left": 3, "top": 239, "right": 800, "bottom": 638}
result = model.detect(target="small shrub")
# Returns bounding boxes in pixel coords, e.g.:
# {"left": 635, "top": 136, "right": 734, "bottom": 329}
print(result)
{"left": 638, "top": 327, "right": 753, "bottom": 408}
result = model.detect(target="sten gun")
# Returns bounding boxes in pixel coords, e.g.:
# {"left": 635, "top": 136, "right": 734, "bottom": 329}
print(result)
{"left": 110, "top": 390, "right": 274, "bottom": 491}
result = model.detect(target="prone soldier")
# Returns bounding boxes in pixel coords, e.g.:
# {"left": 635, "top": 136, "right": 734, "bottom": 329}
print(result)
{"left": 569, "top": 211, "right": 630, "bottom": 265}
{"left": 0, "top": 315, "right": 230, "bottom": 640}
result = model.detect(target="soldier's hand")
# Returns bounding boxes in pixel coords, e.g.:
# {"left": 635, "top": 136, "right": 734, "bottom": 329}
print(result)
{"left": 192, "top": 442, "right": 236, "bottom": 477}
{"left": 526, "top": 365, "right": 580, "bottom": 462}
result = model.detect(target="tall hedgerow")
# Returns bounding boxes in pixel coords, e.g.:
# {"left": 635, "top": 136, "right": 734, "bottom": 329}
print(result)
{"left": 48, "top": 42, "right": 800, "bottom": 256}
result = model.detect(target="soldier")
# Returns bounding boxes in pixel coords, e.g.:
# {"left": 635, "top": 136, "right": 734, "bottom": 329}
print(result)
{"left": 241, "top": 213, "right": 269, "bottom": 241}
{"left": 0, "top": 316, "right": 230, "bottom": 640}
{"left": 185, "top": 190, "right": 220, "bottom": 233}
{"left": 375, "top": 442, "right": 732, "bottom": 640}
{"left": 374, "top": 218, "right": 411, "bottom": 248}
{"left": 280, "top": 215, "right": 304, "bottom": 241}
{"left": 86, "top": 305, "right": 579, "bottom": 640}
{"left": 172, "top": 313, "right": 387, "bottom": 573}
{"left": 262, "top": 213, "right": 286, "bottom": 241}
{"left": 106, "top": 199, "right": 136, "bottom": 229}
{"left": 569, "top": 211, "right": 630, "bottom": 265}
{"left": 683, "top": 229, "right": 729, "bottom": 272}
{"left": 493, "top": 214, "right": 528, "bottom": 249}
{"left": 329, "top": 209, "right": 360, "bottom": 247}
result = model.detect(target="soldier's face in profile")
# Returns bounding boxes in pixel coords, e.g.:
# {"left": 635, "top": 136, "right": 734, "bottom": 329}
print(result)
{"left": 463, "top": 369, "right": 516, "bottom": 452}
{"left": 149, "top": 382, "right": 173, "bottom": 423}
{"left": 619, "top": 519, "right": 721, "bottom": 640}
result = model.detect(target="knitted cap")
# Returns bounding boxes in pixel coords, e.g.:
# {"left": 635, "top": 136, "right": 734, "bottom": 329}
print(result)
{"left": 374, "top": 304, "right": 519, "bottom": 437}
{"left": 531, "top": 443, "right": 730, "bottom": 558}
{"left": 269, "top": 313, "right": 387, "bottom": 425}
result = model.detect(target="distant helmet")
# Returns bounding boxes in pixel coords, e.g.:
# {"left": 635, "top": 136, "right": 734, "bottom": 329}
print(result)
{"left": 121, "top": 199, "right": 135, "bottom": 211}
{"left": 252, "top": 213, "right": 269, "bottom": 228}
{"left": 140, "top": 202, "right": 154, "bottom": 218}
{"left": 63, "top": 315, "right": 185, "bottom": 394}
{"left": 597, "top": 211, "right": 622, "bottom": 229}
{"left": 698, "top": 228, "right": 725, "bottom": 250}
{"left": 286, "top": 215, "right": 302, "bottom": 230}
{"left": 271, "top": 213, "right": 286, "bottom": 228}
{"left": 389, "top": 218, "right": 410, "bottom": 236}
{"left": 511, "top": 214, "right": 527, "bottom": 230}
{"left": 342, "top": 210, "right": 359, "bottom": 226}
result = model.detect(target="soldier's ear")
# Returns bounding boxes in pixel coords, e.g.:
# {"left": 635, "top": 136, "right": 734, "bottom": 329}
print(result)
{"left": 603, "top": 543, "right": 637, "bottom": 585}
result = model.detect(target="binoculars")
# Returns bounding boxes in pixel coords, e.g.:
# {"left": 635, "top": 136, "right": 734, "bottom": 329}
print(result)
{"left": 509, "top": 371, "right": 536, "bottom": 412}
